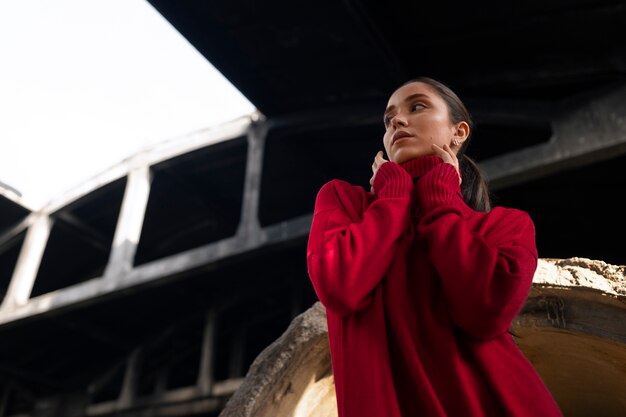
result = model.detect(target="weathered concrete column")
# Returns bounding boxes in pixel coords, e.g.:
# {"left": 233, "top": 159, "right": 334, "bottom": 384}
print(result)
{"left": 118, "top": 348, "right": 142, "bottom": 409}
{"left": 1, "top": 213, "right": 52, "bottom": 310}
{"left": 104, "top": 165, "right": 152, "bottom": 279}
{"left": 236, "top": 120, "right": 267, "bottom": 245}
{"left": 198, "top": 307, "right": 217, "bottom": 395}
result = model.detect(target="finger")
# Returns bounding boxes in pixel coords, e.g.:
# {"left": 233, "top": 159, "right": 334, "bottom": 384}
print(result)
{"left": 443, "top": 143, "right": 457, "bottom": 161}
{"left": 442, "top": 144, "right": 461, "bottom": 182}
{"left": 431, "top": 144, "right": 449, "bottom": 161}
{"left": 372, "top": 151, "right": 382, "bottom": 167}
{"left": 443, "top": 143, "right": 458, "bottom": 165}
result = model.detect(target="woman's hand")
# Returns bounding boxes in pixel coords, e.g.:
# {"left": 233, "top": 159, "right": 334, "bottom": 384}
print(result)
{"left": 369, "top": 150, "right": 388, "bottom": 193}
{"left": 432, "top": 143, "right": 462, "bottom": 185}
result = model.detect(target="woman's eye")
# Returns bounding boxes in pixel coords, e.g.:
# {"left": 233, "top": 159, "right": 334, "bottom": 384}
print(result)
{"left": 411, "top": 103, "right": 425, "bottom": 111}
{"left": 384, "top": 115, "right": 392, "bottom": 126}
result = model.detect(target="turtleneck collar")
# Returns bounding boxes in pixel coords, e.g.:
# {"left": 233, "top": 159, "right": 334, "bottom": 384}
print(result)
{"left": 398, "top": 155, "right": 444, "bottom": 179}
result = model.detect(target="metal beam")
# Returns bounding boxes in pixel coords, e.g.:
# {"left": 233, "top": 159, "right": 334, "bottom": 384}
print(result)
{"left": 481, "top": 84, "right": 626, "bottom": 189}
{"left": 0, "top": 214, "right": 311, "bottom": 327}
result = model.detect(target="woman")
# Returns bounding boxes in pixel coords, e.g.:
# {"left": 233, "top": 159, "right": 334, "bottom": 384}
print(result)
{"left": 306, "top": 77, "right": 563, "bottom": 417}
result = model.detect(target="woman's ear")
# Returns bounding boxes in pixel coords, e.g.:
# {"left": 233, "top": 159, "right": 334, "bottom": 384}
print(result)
{"left": 454, "top": 121, "right": 470, "bottom": 142}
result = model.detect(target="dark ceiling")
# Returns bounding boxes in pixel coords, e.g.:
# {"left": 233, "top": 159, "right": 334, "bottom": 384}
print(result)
{"left": 147, "top": 0, "right": 626, "bottom": 118}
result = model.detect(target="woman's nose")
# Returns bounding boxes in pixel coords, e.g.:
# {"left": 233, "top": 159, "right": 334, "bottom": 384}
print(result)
{"left": 392, "top": 113, "right": 408, "bottom": 127}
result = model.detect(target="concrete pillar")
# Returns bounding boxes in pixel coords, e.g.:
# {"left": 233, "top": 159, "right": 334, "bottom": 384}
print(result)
{"left": 197, "top": 308, "right": 216, "bottom": 395}
{"left": 104, "top": 165, "right": 152, "bottom": 279}
{"left": 118, "top": 348, "right": 142, "bottom": 409}
{"left": 236, "top": 121, "right": 267, "bottom": 244}
{"left": 1, "top": 213, "right": 52, "bottom": 310}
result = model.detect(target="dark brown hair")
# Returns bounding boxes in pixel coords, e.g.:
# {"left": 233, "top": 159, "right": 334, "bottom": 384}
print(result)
{"left": 400, "top": 76, "right": 491, "bottom": 212}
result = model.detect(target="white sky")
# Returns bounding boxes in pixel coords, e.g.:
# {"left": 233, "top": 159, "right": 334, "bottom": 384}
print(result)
{"left": 0, "top": 0, "right": 256, "bottom": 209}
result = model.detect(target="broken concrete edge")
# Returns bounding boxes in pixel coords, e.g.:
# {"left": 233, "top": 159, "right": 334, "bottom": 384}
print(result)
{"left": 218, "top": 301, "right": 328, "bottom": 417}
{"left": 218, "top": 257, "right": 624, "bottom": 416}
{"left": 521, "top": 258, "right": 626, "bottom": 346}
{"left": 535, "top": 257, "right": 626, "bottom": 298}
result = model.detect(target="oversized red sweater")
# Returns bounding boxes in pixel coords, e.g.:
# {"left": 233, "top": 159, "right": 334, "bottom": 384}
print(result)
{"left": 306, "top": 155, "right": 563, "bottom": 417}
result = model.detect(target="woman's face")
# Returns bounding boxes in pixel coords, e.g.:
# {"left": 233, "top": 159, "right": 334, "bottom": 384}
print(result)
{"left": 382, "top": 81, "right": 463, "bottom": 164}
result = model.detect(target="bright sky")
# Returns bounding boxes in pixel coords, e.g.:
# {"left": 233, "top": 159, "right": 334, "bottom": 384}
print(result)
{"left": 0, "top": 0, "right": 256, "bottom": 210}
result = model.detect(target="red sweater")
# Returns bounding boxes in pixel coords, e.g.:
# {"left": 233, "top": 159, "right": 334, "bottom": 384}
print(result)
{"left": 306, "top": 155, "right": 563, "bottom": 417}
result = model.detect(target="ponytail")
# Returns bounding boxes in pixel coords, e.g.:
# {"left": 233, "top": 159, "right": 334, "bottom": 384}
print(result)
{"left": 458, "top": 153, "right": 491, "bottom": 212}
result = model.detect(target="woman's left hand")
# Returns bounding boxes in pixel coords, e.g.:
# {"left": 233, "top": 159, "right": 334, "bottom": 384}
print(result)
{"left": 432, "top": 143, "right": 462, "bottom": 185}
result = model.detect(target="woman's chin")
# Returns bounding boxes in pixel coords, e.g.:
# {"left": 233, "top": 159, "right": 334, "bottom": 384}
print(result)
{"left": 391, "top": 148, "right": 431, "bottom": 164}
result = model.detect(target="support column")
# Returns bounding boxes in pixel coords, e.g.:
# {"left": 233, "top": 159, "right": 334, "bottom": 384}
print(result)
{"left": 1, "top": 213, "right": 52, "bottom": 310}
{"left": 104, "top": 165, "right": 152, "bottom": 279}
{"left": 197, "top": 308, "right": 216, "bottom": 395}
{"left": 118, "top": 348, "right": 142, "bottom": 409}
{"left": 236, "top": 121, "right": 267, "bottom": 245}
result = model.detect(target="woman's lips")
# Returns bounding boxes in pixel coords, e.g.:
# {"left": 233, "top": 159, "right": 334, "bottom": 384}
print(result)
{"left": 393, "top": 131, "right": 413, "bottom": 145}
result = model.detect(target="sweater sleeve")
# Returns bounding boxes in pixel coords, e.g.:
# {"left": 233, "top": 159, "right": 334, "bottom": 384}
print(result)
{"left": 415, "top": 162, "right": 539, "bottom": 340}
{"left": 306, "top": 161, "right": 414, "bottom": 317}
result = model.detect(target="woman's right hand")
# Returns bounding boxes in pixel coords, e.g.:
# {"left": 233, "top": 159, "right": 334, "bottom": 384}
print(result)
{"left": 369, "top": 150, "right": 388, "bottom": 194}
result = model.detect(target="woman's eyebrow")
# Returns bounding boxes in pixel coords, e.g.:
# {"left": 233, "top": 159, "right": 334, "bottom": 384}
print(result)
{"left": 384, "top": 93, "right": 430, "bottom": 114}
